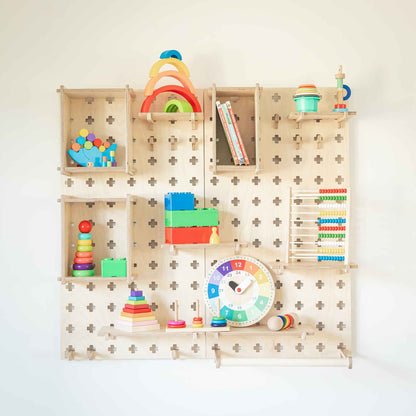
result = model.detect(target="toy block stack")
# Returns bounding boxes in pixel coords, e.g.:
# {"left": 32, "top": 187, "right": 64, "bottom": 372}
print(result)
{"left": 164, "top": 192, "right": 219, "bottom": 244}
{"left": 72, "top": 220, "right": 95, "bottom": 277}
{"left": 115, "top": 290, "right": 160, "bottom": 332}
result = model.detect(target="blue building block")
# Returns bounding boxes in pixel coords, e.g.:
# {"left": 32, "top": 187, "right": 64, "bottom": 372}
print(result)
{"left": 164, "top": 192, "right": 194, "bottom": 211}
{"left": 160, "top": 50, "right": 182, "bottom": 61}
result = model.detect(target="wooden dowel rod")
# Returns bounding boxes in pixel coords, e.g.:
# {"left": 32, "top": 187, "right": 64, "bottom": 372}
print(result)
{"left": 175, "top": 300, "right": 178, "bottom": 321}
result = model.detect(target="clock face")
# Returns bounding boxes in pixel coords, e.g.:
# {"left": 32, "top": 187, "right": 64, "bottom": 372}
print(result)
{"left": 203, "top": 256, "right": 275, "bottom": 327}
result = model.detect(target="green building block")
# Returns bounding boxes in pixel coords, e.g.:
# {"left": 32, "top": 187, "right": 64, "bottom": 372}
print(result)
{"left": 165, "top": 208, "right": 219, "bottom": 227}
{"left": 101, "top": 258, "right": 127, "bottom": 277}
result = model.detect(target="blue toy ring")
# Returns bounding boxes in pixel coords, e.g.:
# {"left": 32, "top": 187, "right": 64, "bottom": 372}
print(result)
{"left": 343, "top": 84, "right": 351, "bottom": 101}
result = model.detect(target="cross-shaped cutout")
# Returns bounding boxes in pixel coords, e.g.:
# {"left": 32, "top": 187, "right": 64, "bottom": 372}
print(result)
{"left": 149, "top": 344, "right": 158, "bottom": 354}
{"left": 108, "top": 136, "right": 115, "bottom": 144}
{"left": 169, "top": 177, "right": 177, "bottom": 186}
{"left": 149, "top": 281, "right": 158, "bottom": 291}
{"left": 107, "top": 240, "right": 116, "bottom": 249}
{"left": 192, "top": 344, "right": 200, "bottom": 353}
{"left": 314, "top": 155, "right": 323, "bottom": 164}
{"left": 169, "top": 260, "right": 178, "bottom": 270}
{"left": 127, "top": 177, "right": 136, "bottom": 187}
{"left": 316, "top": 280, "right": 324, "bottom": 289}
{"left": 66, "top": 283, "right": 74, "bottom": 292}
{"left": 86, "top": 303, "right": 95, "bottom": 312}
{"left": 148, "top": 240, "right": 158, "bottom": 249}
{"left": 337, "top": 343, "right": 346, "bottom": 350}
{"left": 272, "top": 93, "right": 281, "bottom": 102}
{"left": 194, "top": 198, "right": 200, "bottom": 207}
{"left": 190, "top": 281, "right": 199, "bottom": 290}
{"left": 293, "top": 176, "right": 303, "bottom": 185}
{"left": 66, "top": 303, "right": 74, "bottom": 312}
{"left": 335, "top": 154, "right": 344, "bottom": 164}
{"left": 85, "top": 97, "right": 94, "bottom": 104}
{"left": 210, "top": 176, "right": 219, "bottom": 186}
{"left": 252, "top": 197, "right": 261, "bottom": 206}
{"left": 210, "top": 197, "right": 219, "bottom": 206}
{"left": 231, "top": 218, "right": 240, "bottom": 227}
{"left": 65, "top": 178, "right": 74, "bottom": 187}
{"left": 129, "top": 344, "right": 137, "bottom": 354}
{"left": 171, "top": 344, "right": 179, "bottom": 352}
{"left": 189, "top": 177, "right": 198, "bottom": 186}
{"left": 273, "top": 238, "right": 282, "bottom": 248}
{"left": 148, "top": 219, "right": 157, "bottom": 228}
{"left": 170, "top": 281, "right": 179, "bottom": 290}
{"left": 191, "top": 301, "right": 197, "bottom": 311}
{"left": 272, "top": 134, "right": 281, "bottom": 144}
{"left": 295, "top": 343, "right": 304, "bottom": 352}
{"left": 295, "top": 301, "right": 304, "bottom": 310}
{"left": 316, "top": 343, "right": 325, "bottom": 352}
{"left": 106, "top": 202, "right": 115, "bottom": 208}
{"left": 148, "top": 198, "right": 157, "bottom": 207}
{"left": 86, "top": 178, "right": 95, "bottom": 187}
{"left": 272, "top": 176, "right": 282, "bottom": 186}
{"left": 337, "top": 301, "right": 345, "bottom": 310}
{"left": 316, "top": 301, "right": 324, "bottom": 310}
{"left": 293, "top": 198, "right": 303, "bottom": 205}
{"left": 128, "top": 282, "right": 137, "bottom": 290}
{"left": 211, "top": 260, "right": 218, "bottom": 266}
{"left": 107, "top": 303, "right": 116, "bottom": 312}
{"left": 108, "top": 345, "right": 116, "bottom": 354}
{"left": 107, "top": 282, "right": 116, "bottom": 291}
{"left": 231, "top": 197, "right": 240, "bottom": 206}
{"left": 275, "top": 280, "right": 283, "bottom": 289}
{"left": 148, "top": 177, "right": 157, "bottom": 186}
{"left": 148, "top": 156, "right": 157, "bottom": 166}
{"left": 190, "top": 260, "right": 199, "bottom": 269}
{"left": 293, "top": 155, "right": 302, "bottom": 164}
{"left": 105, "top": 97, "right": 114, "bottom": 104}
{"left": 252, "top": 176, "right": 261, "bottom": 185}
{"left": 314, "top": 176, "right": 323, "bottom": 185}
{"left": 273, "top": 217, "right": 282, "bottom": 227}
{"left": 337, "top": 322, "right": 346, "bottom": 331}
{"left": 168, "top": 156, "right": 177, "bottom": 166}
{"left": 149, "top": 260, "right": 158, "bottom": 270}
{"left": 106, "top": 177, "right": 115, "bottom": 187}
{"left": 274, "top": 301, "right": 283, "bottom": 310}
{"left": 66, "top": 324, "right": 74, "bottom": 333}
{"left": 86, "top": 282, "right": 95, "bottom": 291}
{"left": 106, "top": 115, "right": 115, "bottom": 124}
{"left": 273, "top": 155, "right": 282, "bottom": 165}
{"left": 252, "top": 218, "right": 261, "bottom": 227}
{"left": 85, "top": 116, "right": 94, "bottom": 124}
{"left": 87, "top": 324, "right": 95, "bottom": 333}
{"left": 66, "top": 345, "right": 75, "bottom": 356}
{"left": 294, "top": 219, "right": 303, "bottom": 227}
{"left": 294, "top": 280, "right": 303, "bottom": 289}
{"left": 335, "top": 175, "right": 344, "bottom": 184}
{"left": 150, "top": 302, "right": 158, "bottom": 311}
{"left": 273, "top": 197, "right": 281, "bottom": 206}
{"left": 211, "top": 344, "right": 220, "bottom": 351}
{"left": 274, "top": 343, "right": 283, "bottom": 352}
{"left": 107, "top": 219, "right": 116, "bottom": 228}
{"left": 231, "top": 176, "right": 240, "bottom": 185}
{"left": 253, "top": 343, "right": 262, "bottom": 353}
{"left": 189, "top": 156, "right": 198, "bottom": 165}
{"left": 252, "top": 238, "right": 261, "bottom": 248}
{"left": 335, "top": 134, "right": 344, "bottom": 143}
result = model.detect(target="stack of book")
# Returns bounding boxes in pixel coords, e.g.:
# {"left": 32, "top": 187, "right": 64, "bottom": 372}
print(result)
{"left": 216, "top": 101, "right": 250, "bottom": 166}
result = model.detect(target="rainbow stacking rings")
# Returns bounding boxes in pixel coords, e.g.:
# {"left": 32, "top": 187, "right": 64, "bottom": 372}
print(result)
{"left": 293, "top": 84, "right": 321, "bottom": 112}
{"left": 167, "top": 320, "right": 186, "bottom": 329}
{"left": 211, "top": 316, "right": 227, "bottom": 327}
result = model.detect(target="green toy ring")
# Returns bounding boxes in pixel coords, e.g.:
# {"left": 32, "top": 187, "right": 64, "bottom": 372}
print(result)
{"left": 72, "top": 269, "right": 95, "bottom": 277}
{"left": 163, "top": 99, "right": 193, "bottom": 113}
{"left": 77, "top": 245, "right": 92, "bottom": 252}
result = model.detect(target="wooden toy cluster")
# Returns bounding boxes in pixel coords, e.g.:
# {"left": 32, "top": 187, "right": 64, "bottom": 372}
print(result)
{"left": 58, "top": 52, "right": 356, "bottom": 367}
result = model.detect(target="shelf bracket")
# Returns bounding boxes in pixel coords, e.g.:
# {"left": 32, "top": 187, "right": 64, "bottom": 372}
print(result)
{"left": 274, "top": 265, "right": 285, "bottom": 275}
{"left": 105, "top": 331, "right": 116, "bottom": 341}
{"left": 339, "top": 348, "right": 353, "bottom": 369}
{"left": 336, "top": 112, "right": 348, "bottom": 128}
{"left": 234, "top": 242, "right": 241, "bottom": 254}
{"left": 214, "top": 348, "right": 221, "bottom": 369}
{"left": 191, "top": 113, "right": 197, "bottom": 130}
{"left": 147, "top": 136, "right": 156, "bottom": 151}
{"left": 295, "top": 112, "right": 304, "bottom": 128}
{"left": 171, "top": 348, "right": 179, "bottom": 360}
{"left": 314, "top": 134, "right": 324, "bottom": 149}
{"left": 146, "top": 113, "right": 154, "bottom": 130}
{"left": 192, "top": 332, "right": 198, "bottom": 341}
{"left": 169, "top": 245, "right": 178, "bottom": 255}
{"left": 293, "top": 134, "right": 302, "bottom": 150}
{"left": 189, "top": 135, "right": 198, "bottom": 151}
{"left": 169, "top": 136, "right": 179, "bottom": 151}
{"left": 87, "top": 349, "right": 96, "bottom": 360}
{"left": 272, "top": 113, "right": 280, "bottom": 129}
{"left": 65, "top": 348, "right": 75, "bottom": 361}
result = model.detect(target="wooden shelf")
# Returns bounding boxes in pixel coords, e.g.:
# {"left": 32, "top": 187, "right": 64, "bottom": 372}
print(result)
{"left": 271, "top": 262, "right": 358, "bottom": 275}
{"left": 224, "top": 325, "right": 314, "bottom": 339}
{"left": 161, "top": 241, "right": 249, "bottom": 255}
{"left": 210, "top": 165, "right": 257, "bottom": 173}
{"left": 138, "top": 112, "right": 203, "bottom": 130}
{"left": 288, "top": 111, "right": 356, "bottom": 128}
{"left": 60, "top": 166, "right": 126, "bottom": 174}
{"left": 58, "top": 276, "right": 128, "bottom": 283}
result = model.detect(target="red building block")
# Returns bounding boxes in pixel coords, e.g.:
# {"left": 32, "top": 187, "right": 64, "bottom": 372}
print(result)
{"left": 165, "top": 226, "right": 218, "bottom": 244}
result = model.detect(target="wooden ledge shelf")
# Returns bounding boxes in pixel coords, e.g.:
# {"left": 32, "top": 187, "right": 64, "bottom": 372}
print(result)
{"left": 288, "top": 111, "right": 356, "bottom": 128}
{"left": 138, "top": 112, "right": 203, "bottom": 130}
{"left": 58, "top": 276, "right": 129, "bottom": 284}
{"left": 224, "top": 325, "right": 314, "bottom": 340}
{"left": 210, "top": 165, "right": 257, "bottom": 173}
{"left": 161, "top": 241, "right": 249, "bottom": 255}
{"left": 271, "top": 262, "right": 358, "bottom": 275}
{"left": 59, "top": 166, "right": 128, "bottom": 175}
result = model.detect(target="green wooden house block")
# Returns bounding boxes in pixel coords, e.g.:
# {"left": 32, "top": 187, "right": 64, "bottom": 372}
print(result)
{"left": 101, "top": 258, "right": 127, "bottom": 277}
{"left": 165, "top": 208, "right": 219, "bottom": 227}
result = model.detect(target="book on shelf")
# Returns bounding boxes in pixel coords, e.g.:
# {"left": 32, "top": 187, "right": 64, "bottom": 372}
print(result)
{"left": 225, "top": 101, "right": 250, "bottom": 165}
{"left": 216, "top": 101, "right": 239, "bottom": 165}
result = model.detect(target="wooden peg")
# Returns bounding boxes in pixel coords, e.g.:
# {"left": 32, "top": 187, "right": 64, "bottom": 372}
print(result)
{"left": 293, "top": 134, "right": 302, "bottom": 150}
{"left": 217, "top": 298, "right": 221, "bottom": 317}
{"left": 147, "top": 136, "right": 156, "bottom": 151}
{"left": 196, "top": 299, "right": 200, "bottom": 317}
{"left": 169, "top": 135, "right": 178, "bottom": 150}
{"left": 189, "top": 135, "right": 198, "bottom": 150}
{"left": 175, "top": 300, "right": 178, "bottom": 322}
{"left": 314, "top": 134, "right": 323, "bottom": 149}
{"left": 272, "top": 113, "right": 280, "bottom": 129}
{"left": 146, "top": 112, "right": 154, "bottom": 130}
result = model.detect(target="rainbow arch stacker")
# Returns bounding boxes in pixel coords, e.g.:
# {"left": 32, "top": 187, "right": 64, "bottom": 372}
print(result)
{"left": 141, "top": 50, "right": 202, "bottom": 113}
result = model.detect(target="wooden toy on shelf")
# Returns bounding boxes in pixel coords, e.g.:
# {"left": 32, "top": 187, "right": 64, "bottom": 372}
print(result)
{"left": 293, "top": 84, "right": 321, "bottom": 112}
{"left": 164, "top": 192, "right": 219, "bottom": 244}
{"left": 191, "top": 300, "right": 204, "bottom": 328}
{"left": 167, "top": 300, "right": 186, "bottom": 329}
{"left": 141, "top": 50, "right": 201, "bottom": 113}
{"left": 209, "top": 227, "right": 220, "bottom": 244}
{"left": 101, "top": 258, "right": 127, "bottom": 277}
{"left": 211, "top": 298, "right": 227, "bottom": 328}
{"left": 72, "top": 221, "right": 95, "bottom": 277}
{"left": 115, "top": 290, "right": 160, "bottom": 333}
{"left": 287, "top": 188, "right": 350, "bottom": 265}
{"left": 333, "top": 65, "right": 351, "bottom": 112}
{"left": 267, "top": 313, "right": 299, "bottom": 331}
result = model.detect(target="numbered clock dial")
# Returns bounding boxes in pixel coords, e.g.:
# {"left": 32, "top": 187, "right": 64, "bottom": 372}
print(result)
{"left": 203, "top": 256, "right": 275, "bottom": 327}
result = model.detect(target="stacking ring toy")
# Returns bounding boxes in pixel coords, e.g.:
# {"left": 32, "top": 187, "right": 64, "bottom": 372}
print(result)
{"left": 167, "top": 320, "right": 186, "bottom": 326}
{"left": 73, "top": 263, "right": 95, "bottom": 270}
{"left": 78, "top": 233, "right": 91, "bottom": 239}
{"left": 74, "top": 257, "right": 94, "bottom": 264}
{"left": 77, "top": 245, "right": 92, "bottom": 252}
{"left": 72, "top": 269, "right": 95, "bottom": 277}
{"left": 75, "top": 251, "right": 93, "bottom": 258}
{"left": 77, "top": 239, "right": 92, "bottom": 246}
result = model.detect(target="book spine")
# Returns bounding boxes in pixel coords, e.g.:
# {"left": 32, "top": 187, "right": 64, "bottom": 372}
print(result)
{"left": 221, "top": 103, "right": 245, "bottom": 165}
{"left": 226, "top": 101, "right": 250, "bottom": 165}
{"left": 216, "top": 101, "right": 239, "bottom": 165}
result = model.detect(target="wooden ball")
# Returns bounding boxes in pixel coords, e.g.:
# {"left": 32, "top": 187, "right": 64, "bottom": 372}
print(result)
{"left": 267, "top": 316, "right": 285, "bottom": 331}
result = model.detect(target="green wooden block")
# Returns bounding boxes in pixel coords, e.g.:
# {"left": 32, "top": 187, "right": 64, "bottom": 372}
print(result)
{"left": 165, "top": 209, "right": 219, "bottom": 227}
{"left": 101, "top": 258, "right": 127, "bottom": 277}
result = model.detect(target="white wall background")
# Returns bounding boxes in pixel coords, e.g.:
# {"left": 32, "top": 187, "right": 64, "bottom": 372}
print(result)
{"left": 1, "top": 0, "right": 415, "bottom": 414}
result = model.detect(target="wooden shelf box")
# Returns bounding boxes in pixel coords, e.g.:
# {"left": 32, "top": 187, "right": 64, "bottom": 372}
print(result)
{"left": 57, "top": 86, "right": 136, "bottom": 176}
{"left": 59, "top": 195, "right": 136, "bottom": 283}
{"left": 210, "top": 84, "right": 261, "bottom": 173}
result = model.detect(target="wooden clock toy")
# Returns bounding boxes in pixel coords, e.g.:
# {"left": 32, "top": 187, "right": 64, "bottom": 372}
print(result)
{"left": 203, "top": 256, "right": 275, "bottom": 327}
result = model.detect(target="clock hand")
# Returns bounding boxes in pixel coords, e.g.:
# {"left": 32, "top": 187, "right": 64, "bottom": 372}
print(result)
{"left": 228, "top": 281, "right": 238, "bottom": 291}
{"left": 235, "top": 278, "right": 252, "bottom": 295}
